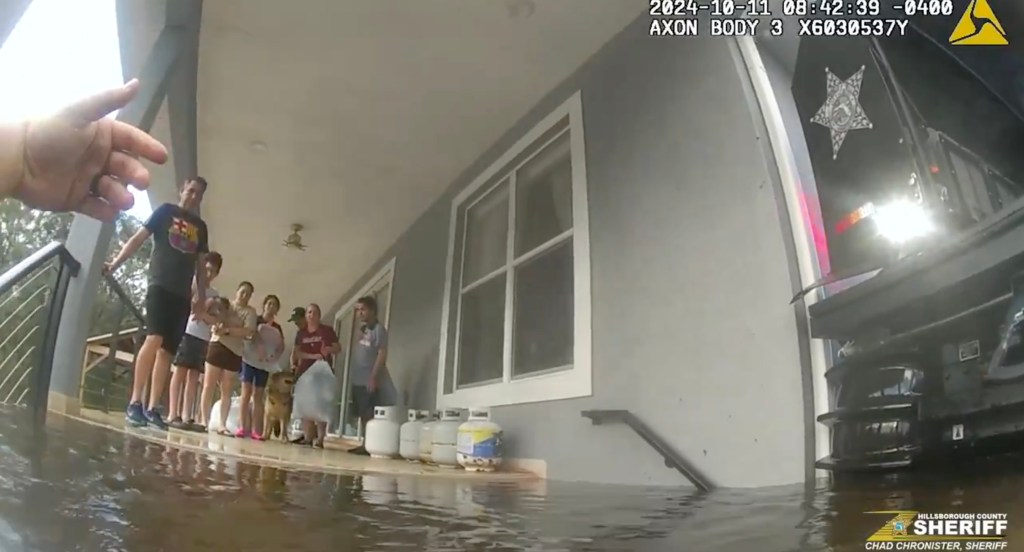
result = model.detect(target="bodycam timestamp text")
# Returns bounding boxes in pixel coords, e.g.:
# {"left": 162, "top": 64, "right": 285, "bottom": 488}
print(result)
{"left": 648, "top": 0, "right": 911, "bottom": 37}
{"left": 649, "top": 0, "right": 886, "bottom": 17}
{"left": 650, "top": 0, "right": 956, "bottom": 17}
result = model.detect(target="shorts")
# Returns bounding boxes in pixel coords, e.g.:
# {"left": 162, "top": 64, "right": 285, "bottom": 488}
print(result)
{"left": 240, "top": 362, "right": 269, "bottom": 388}
{"left": 173, "top": 334, "right": 209, "bottom": 371}
{"left": 350, "top": 386, "right": 379, "bottom": 422}
{"left": 205, "top": 341, "right": 242, "bottom": 372}
{"left": 145, "top": 286, "right": 192, "bottom": 354}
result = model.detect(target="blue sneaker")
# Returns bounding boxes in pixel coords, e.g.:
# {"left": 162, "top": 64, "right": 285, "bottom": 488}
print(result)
{"left": 125, "top": 402, "right": 148, "bottom": 427}
{"left": 144, "top": 408, "right": 168, "bottom": 430}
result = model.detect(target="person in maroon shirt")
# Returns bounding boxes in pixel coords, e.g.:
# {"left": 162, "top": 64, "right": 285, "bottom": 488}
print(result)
{"left": 290, "top": 303, "right": 340, "bottom": 447}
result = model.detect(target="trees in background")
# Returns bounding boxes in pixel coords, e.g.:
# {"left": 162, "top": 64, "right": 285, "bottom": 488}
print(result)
{"left": 0, "top": 202, "right": 151, "bottom": 405}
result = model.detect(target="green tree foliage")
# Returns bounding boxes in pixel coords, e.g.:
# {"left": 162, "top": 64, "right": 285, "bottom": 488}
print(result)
{"left": 91, "top": 211, "right": 153, "bottom": 337}
{"left": 0, "top": 200, "right": 152, "bottom": 406}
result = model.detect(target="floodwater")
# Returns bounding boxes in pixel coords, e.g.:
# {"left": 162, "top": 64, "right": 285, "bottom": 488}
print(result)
{"left": 2, "top": 411, "right": 1024, "bottom": 551}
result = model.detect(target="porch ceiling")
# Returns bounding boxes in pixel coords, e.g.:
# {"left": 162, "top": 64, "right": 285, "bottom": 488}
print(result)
{"left": 193, "top": 0, "right": 645, "bottom": 311}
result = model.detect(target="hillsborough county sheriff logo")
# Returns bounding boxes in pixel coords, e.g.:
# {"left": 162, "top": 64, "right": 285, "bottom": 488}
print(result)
{"left": 864, "top": 511, "right": 1008, "bottom": 550}
{"left": 810, "top": 66, "right": 873, "bottom": 161}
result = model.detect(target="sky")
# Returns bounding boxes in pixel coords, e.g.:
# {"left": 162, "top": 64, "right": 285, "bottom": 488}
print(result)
{"left": 0, "top": 0, "right": 153, "bottom": 218}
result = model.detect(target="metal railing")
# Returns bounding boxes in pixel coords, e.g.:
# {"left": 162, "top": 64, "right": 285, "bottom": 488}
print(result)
{"left": 0, "top": 242, "right": 80, "bottom": 423}
{"left": 581, "top": 409, "right": 714, "bottom": 492}
{"left": 78, "top": 273, "right": 146, "bottom": 413}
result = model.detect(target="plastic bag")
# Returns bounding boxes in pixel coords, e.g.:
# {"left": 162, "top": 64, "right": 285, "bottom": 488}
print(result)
{"left": 207, "top": 396, "right": 246, "bottom": 434}
{"left": 242, "top": 324, "right": 286, "bottom": 373}
{"left": 291, "top": 360, "right": 338, "bottom": 423}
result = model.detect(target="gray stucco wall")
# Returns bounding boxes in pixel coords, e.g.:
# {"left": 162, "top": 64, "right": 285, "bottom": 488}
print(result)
{"left": 330, "top": 20, "right": 809, "bottom": 488}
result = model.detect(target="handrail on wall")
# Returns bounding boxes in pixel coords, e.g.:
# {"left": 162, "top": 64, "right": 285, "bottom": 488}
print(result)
{"left": 580, "top": 409, "right": 713, "bottom": 493}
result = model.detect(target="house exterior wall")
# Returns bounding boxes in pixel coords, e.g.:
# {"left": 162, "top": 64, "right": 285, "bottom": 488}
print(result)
{"left": 329, "top": 19, "right": 811, "bottom": 488}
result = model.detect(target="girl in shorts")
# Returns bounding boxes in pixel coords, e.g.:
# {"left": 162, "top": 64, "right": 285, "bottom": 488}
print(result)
{"left": 200, "top": 281, "right": 258, "bottom": 436}
{"left": 236, "top": 294, "right": 284, "bottom": 440}
{"left": 167, "top": 252, "right": 223, "bottom": 431}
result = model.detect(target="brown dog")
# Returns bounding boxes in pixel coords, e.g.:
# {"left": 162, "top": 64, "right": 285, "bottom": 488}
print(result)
{"left": 262, "top": 371, "right": 296, "bottom": 442}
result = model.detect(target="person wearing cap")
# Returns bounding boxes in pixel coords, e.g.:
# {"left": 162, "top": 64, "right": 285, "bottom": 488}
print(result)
{"left": 287, "top": 307, "right": 305, "bottom": 328}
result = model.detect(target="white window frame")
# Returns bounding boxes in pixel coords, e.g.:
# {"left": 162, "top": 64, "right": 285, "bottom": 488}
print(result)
{"left": 436, "top": 91, "right": 592, "bottom": 409}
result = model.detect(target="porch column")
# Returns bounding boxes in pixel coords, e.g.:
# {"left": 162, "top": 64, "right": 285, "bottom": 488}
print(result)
{"left": 0, "top": 0, "right": 31, "bottom": 49}
{"left": 47, "top": 24, "right": 190, "bottom": 413}
{"left": 166, "top": 0, "right": 203, "bottom": 188}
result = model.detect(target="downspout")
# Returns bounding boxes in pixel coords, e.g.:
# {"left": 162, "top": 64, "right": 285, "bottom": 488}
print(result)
{"left": 732, "top": 36, "right": 832, "bottom": 479}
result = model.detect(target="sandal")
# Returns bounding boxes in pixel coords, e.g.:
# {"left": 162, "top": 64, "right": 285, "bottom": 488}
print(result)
{"left": 217, "top": 428, "right": 232, "bottom": 437}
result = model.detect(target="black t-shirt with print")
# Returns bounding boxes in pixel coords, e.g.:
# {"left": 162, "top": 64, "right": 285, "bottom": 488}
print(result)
{"left": 144, "top": 203, "right": 209, "bottom": 297}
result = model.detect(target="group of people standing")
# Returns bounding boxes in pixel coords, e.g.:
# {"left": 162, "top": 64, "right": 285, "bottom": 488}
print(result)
{"left": 0, "top": 76, "right": 390, "bottom": 453}
{"left": 103, "top": 176, "right": 389, "bottom": 453}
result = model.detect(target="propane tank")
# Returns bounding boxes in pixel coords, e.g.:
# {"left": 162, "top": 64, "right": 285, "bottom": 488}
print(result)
{"left": 364, "top": 406, "right": 400, "bottom": 459}
{"left": 430, "top": 408, "right": 464, "bottom": 468}
{"left": 418, "top": 411, "right": 439, "bottom": 463}
{"left": 399, "top": 409, "right": 427, "bottom": 461}
{"left": 457, "top": 407, "right": 503, "bottom": 472}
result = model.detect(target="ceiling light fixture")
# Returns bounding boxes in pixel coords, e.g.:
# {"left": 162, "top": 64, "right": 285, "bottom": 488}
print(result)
{"left": 282, "top": 224, "right": 307, "bottom": 251}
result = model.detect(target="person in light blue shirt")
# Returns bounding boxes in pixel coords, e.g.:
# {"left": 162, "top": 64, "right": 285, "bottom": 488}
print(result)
{"left": 347, "top": 295, "right": 388, "bottom": 455}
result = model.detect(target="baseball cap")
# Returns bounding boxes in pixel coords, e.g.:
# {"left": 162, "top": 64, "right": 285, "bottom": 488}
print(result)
{"left": 287, "top": 307, "right": 305, "bottom": 323}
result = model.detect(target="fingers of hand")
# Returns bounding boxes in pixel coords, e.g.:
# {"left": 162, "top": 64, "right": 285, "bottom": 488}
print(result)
{"left": 111, "top": 122, "right": 168, "bottom": 166}
{"left": 91, "top": 175, "right": 134, "bottom": 210}
{"left": 77, "top": 196, "right": 119, "bottom": 223}
{"left": 64, "top": 79, "right": 139, "bottom": 124}
{"left": 105, "top": 151, "right": 151, "bottom": 190}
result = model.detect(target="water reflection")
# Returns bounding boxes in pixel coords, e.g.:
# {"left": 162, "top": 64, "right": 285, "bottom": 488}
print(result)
{"left": 5, "top": 410, "right": 1024, "bottom": 550}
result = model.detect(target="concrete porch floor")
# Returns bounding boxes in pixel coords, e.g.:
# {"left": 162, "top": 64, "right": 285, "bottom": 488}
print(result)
{"left": 52, "top": 407, "right": 537, "bottom": 483}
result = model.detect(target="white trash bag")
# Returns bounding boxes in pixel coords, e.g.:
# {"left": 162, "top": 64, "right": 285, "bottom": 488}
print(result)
{"left": 291, "top": 360, "right": 337, "bottom": 423}
{"left": 288, "top": 418, "right": 304, "bottom": 441}
{"left": 242, "top": 324, "right": 286, "bottom": 374}
{"left": 207, "top": 395, "right": 246, "bottom": 434}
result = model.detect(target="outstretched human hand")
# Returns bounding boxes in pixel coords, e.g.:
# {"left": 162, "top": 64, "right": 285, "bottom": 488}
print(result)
{"left": 11, "top": 79, "right": 168, "bottom": 221}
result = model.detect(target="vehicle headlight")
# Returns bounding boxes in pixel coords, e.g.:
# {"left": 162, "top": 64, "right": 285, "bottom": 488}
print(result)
{"left": 873, "top": 199, "right": 936, "bottom": 244}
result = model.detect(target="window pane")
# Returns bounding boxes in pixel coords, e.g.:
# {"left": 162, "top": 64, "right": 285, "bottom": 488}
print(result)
{"left": 456, "top": 275, "right": 506, "bottom": 387}
{"left": 462, "top": 181, "right": 509, "bottom": 285}
{"left": 515, "top": 133, "right": 573, "bottom": 256}
{"left": 512, "top": 240, "right": 573, "bottom": 376}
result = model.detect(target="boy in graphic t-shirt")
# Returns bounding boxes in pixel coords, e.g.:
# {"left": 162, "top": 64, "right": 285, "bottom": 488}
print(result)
{"left": 104, "top": 177, "right": 210, "bottom": 430}
{"left": 345, "top": 295, "right": 388, "bottom": 456}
